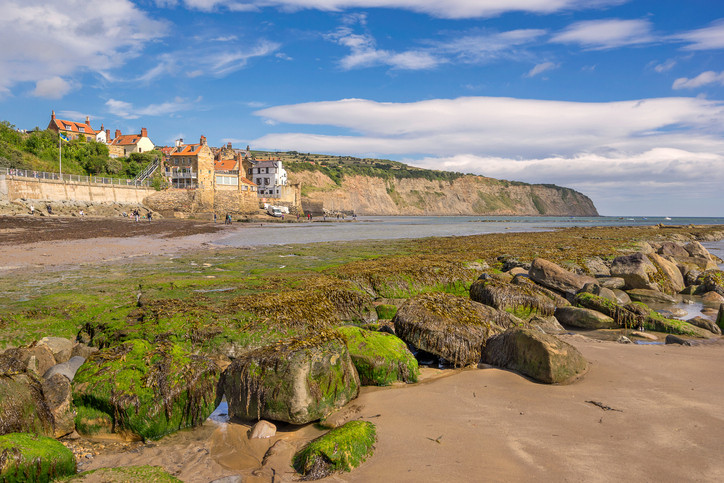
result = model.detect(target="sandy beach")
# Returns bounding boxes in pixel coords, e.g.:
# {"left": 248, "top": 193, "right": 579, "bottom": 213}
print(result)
{"left": 2, "top": 216, "right": 724, "bottom": 483}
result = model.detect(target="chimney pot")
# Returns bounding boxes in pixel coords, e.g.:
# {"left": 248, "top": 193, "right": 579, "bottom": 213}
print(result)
{"left": 141, "top": 127, "right": 148, "bottom": 138}
{"left": 51, "top": 110, "right": 56, "bottom": 120}
{"left": 106, "top": 129, "right": 110, "bottom": 141}
{"left": 115, "top": 129, "right": 122, "bottom": 139}
{"left": 86, "top": 116, "right": 90, "bottom": 125}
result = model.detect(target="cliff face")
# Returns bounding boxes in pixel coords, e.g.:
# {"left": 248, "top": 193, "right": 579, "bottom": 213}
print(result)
{"left": 289, "top": 172, "right": 599, "bottom": 216}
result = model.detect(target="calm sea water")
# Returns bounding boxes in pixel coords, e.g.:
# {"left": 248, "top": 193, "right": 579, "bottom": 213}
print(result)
{"left": 213, "top": 215, "right": 724, "bottom": 247}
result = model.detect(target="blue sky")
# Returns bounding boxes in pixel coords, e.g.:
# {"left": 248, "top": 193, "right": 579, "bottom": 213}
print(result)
{"left": 1, "top": 0, "right": 723, "bottom": 216}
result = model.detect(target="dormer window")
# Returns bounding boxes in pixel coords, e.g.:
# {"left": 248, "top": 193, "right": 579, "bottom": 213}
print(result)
{"left": 79, "top": 127, "right": 85, "bottom": 133}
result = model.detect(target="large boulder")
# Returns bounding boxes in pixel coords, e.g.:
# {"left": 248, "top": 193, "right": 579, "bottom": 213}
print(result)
{"left": 482, "top": 328, "right": 588, "bottom": 384}
{"left": 393, "top": 292, "right": 520, "bottom": 367}
{"left": 335, "top": 326, "right": 418, "bottom": 386}
{"left": 528, "top": 258, "right": 596, "bottom": 296}
{"left": 37, "top": 337, "right": 74, "bottom": 364}
{"left": 684, "top": 241, "right": 712, "bottom": 260}
{"left": 687, "top": 317, "right": 722, "bottom": 335}
{"left": 2, "top": 345, "right": 56, "bottom": 377}
{"left": 610, "top": 253, "right": 658, "bottom": 290}
{"left": 42, "top": 373, "right": 76, "bottom": 438}
{"left": 293, "top": 421, "right": 376, "bottom": 480}
{"left": 469, "top": 278, "right": 560, "bottom": 319}
{"left": 648, "top": 253, "right": 685, "bottom": 294}
{"left": 694, "top": 270, "right": 724, "bottom": 297}
{"left": 626, "top": 289, "right": 677, "bottom": 304}
{"left": 221, "top": 330, "right": 359, "bottom": 425}
{"left": 554, "top": 306, "right": 618, "bottom": 329}
{"left": 717, "top": 304, "right": 724, "bottom": 333}
{"left": 73, "top": 339, "right": 220, "bottom": 441}
{"left": 0, "top": 433, "right": 76, "bottom": 482}
{"left": 0, "top": 354, "right": 55, "bottom": 437}
{"left": 658, "top": 242, "right": 689, "bottom": 258}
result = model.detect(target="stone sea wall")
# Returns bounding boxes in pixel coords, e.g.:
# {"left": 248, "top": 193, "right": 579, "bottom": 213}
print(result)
{"left": 0, "top": 174, "right": 156, "bottom": 204}
{"left": 143, "top": 189, "right": 260, "bottom": 217}
{"left": 290, "top": 172, "right": 599, "bottom": 216}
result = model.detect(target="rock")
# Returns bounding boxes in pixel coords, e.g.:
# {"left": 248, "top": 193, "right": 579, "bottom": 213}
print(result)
{"left": 529, "top": 258, "right": 597, "bottom": 296}
{"left": 0, "top": 354, "right": 55, "bottom": 437}
{"left": 717, "top": 304, "right": 724, "bottom": 333}
{"left": 336, "top": 326, "right": 419, "bottom": 386}
{"left": 293, "top": 421, "right": 376, "bottom": 480}
{"left": 612, "top": 289, "right": 631, "bottom": 304}
{"left": 554, "top": 306, "right": 618, "bottom": 329}
{"left": 701, "top": 291, "right": 724, "bottom": 303}
{"left": 679, "top": 285, "right": 698, "bottom": 295}
{"left": 684, "top": 241, "right": 712, "bottom": 260}
{"left": 73, "top": 340, "right": 220, "bottom": 441}
{"left": 470, "top": 277, "right": 559, "bottom": 319}
{"left": 687, "top": 316, "right": 722, "bottom": 335}
{"left": 42, "top": 373, "right": 76, "bottom": 438}
{"left": 658, "top": 242, "right": 689, "bottom": 258}
{"left": 222, "top": 330, "right": 359, "bottom": 425}
{"left": 648, "top": 253, "right": 685, "bottom": 294}
{"left": 598, "top": 277, "right": 626, "bottom": 290}
{"left": 0, "top": 433, "right": 76, "bottom": 481}
{"left": 3, "top": 345, "right": 56, "bottom": 377}
{"left": 44, "top": 356, "right": 85, "bottom": 382}
{"left": 580, "top": 283, "right": 618, "bottom": 303}
{"left": 61, "top": 466, "right": 183, "bottom": 482}
{"left": 584, "top": 257, "right": 611, "bottom": 277}
{"left": 665, "top": 334, "right": 692, "bottom": 346}
{"left": 375, "top": 304, "right": 398, "bottom": 320}
{"left": 656, "top": 308, "right": 687, "bottom": 318}
{"left": 702, "top": 308, "right": 719, "bottom": 318}
{"left": 37, "top": 337, "right": 74, "bottom": 364}
{"left": 320, "top": 404, "right": 364, "bottom": 429}
{"left": 70, "top": 344, "right": 98, "bottom": 360}
{"left": 685, "top": 270, "right": 702, "bottom": 287}
{"left": 574, "top": 293, "right": 642, "bottom": 328}
{"left": 249, "top": 420, "right": 277, "bottom": 439}
{"left": 694, "top": 270, "right": 724, "bottom": 297}
{"left": 509, "top": 267, "right": 528, "bottom": 276}
{"left": 393, "top": 292, "right": 519, "bottom": 367}
{"left": 631, "top": 331, "right": 658, "bottom": 341}
{"left": 529, "top": 315, "right": 565, "bottom": 334}
{"left": 482, "top": 328, "right": 588, "bottom": 384}
{"left": 673, "top": 256, "right": 718, "bottom": 274}
{"left": 617, "top": 336, "right": 632, "bottom": 344}
{"left": 626, "top": 289, "right": 677, "bottom": 304}
{"left": 610, "top": 253, "right": 658, "bottom": 290}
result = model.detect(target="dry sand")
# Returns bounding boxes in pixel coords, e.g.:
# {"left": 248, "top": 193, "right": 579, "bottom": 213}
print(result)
{"left": 78, "top": 335, "right": 724, "bottom": 483}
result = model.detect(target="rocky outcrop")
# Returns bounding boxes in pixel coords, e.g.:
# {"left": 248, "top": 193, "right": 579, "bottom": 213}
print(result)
{"left": 0, "top": 354, "right": 55, "bottom": 437}
{"left": 529, "top": 258, "right": 597, "bottom": 296}
{"left": 289, "top": 172, "right": 599, "bottom": 216}
{"left": 0, "top": 433, "right": 77, "bottom": 482}
{"left": 554, "top": 306, "right": 618, "bottom": 329}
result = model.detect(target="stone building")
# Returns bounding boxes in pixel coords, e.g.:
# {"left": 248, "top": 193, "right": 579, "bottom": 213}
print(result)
{"left": 167, "top": 136, "right": 214, "bottom": 190}
{"left": 47, "top": 111, "right": 100, "bottom": 142}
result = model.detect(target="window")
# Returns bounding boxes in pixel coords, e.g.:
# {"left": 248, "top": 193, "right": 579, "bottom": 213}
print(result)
{"left": 264, "top": 178, "right": 270, "bottom": 185}
{"left": 265, "top": 168, "right": 269, "bottom": 173}
{"left": 256, "top": 178, "right": 261, "bottom": 185}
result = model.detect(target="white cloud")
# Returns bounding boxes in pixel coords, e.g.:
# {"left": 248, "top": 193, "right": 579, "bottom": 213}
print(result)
{"left": 551, "top": 18, "right": 654, "bottom": 50}
{"left": 106, "top": 96, "right": 202, "bottom": 119}
{"left": 32, "top": 77, "right": 73, "bottom": 99}
{"left": 0, "top": 0, "right": 168, "bottom": 95}
{"left": 276, "top": 52, "right": 293, "bottom": 61}
{"left": 250, "top": 95, "right": 724, "bottom": 214}
{"left": 157, "top": 0, "right": 625, "bottom": 19}
{"left": 675, "top": 19, "right": 724, "bottom": 50}
{"left": 525, "top": 62, "right": 558, "bottom": 77}
{"left": 57, "top": 111, "right": 100, "bottom": 121}
{"left": 652, "top": 59, "right": 676, "bottom": 73}
{"left": 672, "top": 71, "right": 724, "bottom": 90}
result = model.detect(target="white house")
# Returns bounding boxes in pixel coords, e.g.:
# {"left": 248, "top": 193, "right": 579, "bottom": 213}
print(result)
{"left": 251, "top": 160, "right": 287, "bottom": 197}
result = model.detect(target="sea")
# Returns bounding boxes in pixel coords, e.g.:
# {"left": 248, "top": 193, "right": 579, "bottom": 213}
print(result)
{"left": 213, "top": 215, "right": 724, "bottom": 248}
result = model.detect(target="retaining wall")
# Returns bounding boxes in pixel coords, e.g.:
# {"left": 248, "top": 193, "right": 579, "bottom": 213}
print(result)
{"left": 0, "top": 175, "right": 156, "bottom": 204}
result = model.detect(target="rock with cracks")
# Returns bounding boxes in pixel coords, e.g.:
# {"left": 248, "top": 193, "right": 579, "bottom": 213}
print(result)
{"left": 554, "top": 306, "right": 618, "bottom": 329}
{"left": 528, "top": 258, "right": 596, "bottom": 296}
{"left": 336, "top": 326, "right": 419, "bottom": 386}
{"left": 469, "top": 277, "right": 565, "bottom": 320}
{"left": 482, "top": 328, "right": 588, "bottom": 384}
{"left": 221, "top": 330, "right": 360, "bottom": 425}
{"left": 72, "top": 339, "right": 220, "bottom": 441}
{"left": 0, "top": 354, "right": 55, "bottom": 438}
{"left": 393, "top": 292, "right": 521, "bottom": 367}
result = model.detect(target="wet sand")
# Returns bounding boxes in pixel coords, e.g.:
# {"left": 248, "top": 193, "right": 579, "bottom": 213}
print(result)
{"left": 77, "top": 335, "right": 724, "bottom": 482}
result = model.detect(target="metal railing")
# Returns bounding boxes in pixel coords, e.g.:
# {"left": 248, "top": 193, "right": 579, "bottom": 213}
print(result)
{"left": 0, "top": 167, "right": 152, "bottom": 187}
{"left": 167, "top": 171, "right": 197, "bottom": 179}
{"left": 133, "top": 158, "right": 159, "bottom": 183}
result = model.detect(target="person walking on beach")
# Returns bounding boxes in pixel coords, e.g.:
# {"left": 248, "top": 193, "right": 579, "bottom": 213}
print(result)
{"left": 30, "top": 204, "right": 34, "bottom": 215}
{"left": 214, "top": 213, "right": 217, "bottom": 223}
{"left": 148, "top": 212, "right": 152, "bottom": 222}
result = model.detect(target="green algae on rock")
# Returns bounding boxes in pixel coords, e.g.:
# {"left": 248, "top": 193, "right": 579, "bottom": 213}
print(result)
{"left": 469, "top": 277, "right": 560, "bottom": 320}
{"left": 221, "top": 330, "right": 360, "bottom": 425}
{"left": 393, "top": 292, "right": 522, "bottom": 367}
{"left": 72, "top": 339, "right": 220, "bottom": 441}
{"left": 374, "top": 304, "right": 398, "bottom": 320}
{"left": 293, "top": 420, "right": 377, "bottom": 480}
{"left": 54, "top": 465, "right": 182, "bottom": 482}
{"left": 482, "top": 328, "right": 588, "bottom": 384}
{"left": 0, "top": 354, "right": 54, "bottom": 438}
{"left": 336, "top": 326, "right": 419, "bottom": 386}
{"left": 0, "top": 432, "right": 76, "bottom": 483}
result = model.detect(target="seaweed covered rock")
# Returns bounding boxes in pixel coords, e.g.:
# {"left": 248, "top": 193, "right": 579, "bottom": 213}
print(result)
{"left": 647, "top": 253, "right": 685, "bottom": 294}
{"left": 221, "top": 330, "right": 359, "bottom": 425}
{"left": 482, "top": 328, "right": 588, "bottom": 384}
{"left": 626, "top": 289, "right": 677, "bottom": 304}
{"left": 54, "top": 465, "right": 182, "bottom": 482}
{"left": 610, "top": 253, "right": 658, "bottom": 290}
{"left": 554, "top": 306, "right": 618, "bottom": 329}
{"left": 336, "top": 326, "right": 419, "bottom": 386}
{"left": 694, "top": 270, "right": 724, "bottom": 297}
{"left": 686, "top": 317, "right": 722, "bottom": 335}
{"left": 72, "top": 339, "right": 219, "bottom": 441}
{"left": 574, "top": 293, "right": 644, "bottom": 329}
{"left": 374, "top": 304, "right": 398, "bottom": 320}
{"left": 293, "top": 421, "right": 376, "bottom": 480}
{"left": 0, "top": 432, "right": 76, "bottom": 483}
{"left": 528, "top": 258, "right": 596, "bottom": 296}
{"left": 469, "top": 277, "right": 562, "bottom": 320}
{"left": 393, "top": 292, "right": 521, "bottom": 367}
{"left": 0, "top": 354, "right": 54, "bottom": 437}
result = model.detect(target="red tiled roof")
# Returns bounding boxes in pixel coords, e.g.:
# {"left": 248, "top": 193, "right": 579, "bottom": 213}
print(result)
{"left": 51, "top": 118, "right": 97, "bottom": 135}
{"left": 214, "top": 159, "right": 237, "bottom": 170}
{"left": 160, "top": 147, "right": 174, "bottom": 155}
{"left": 171, "top": 144, "right": 202, "bottom": 156}
{"left": 240, "top": 177, "right": 256, "bottom": 186}
{"left": 111, "top": 134, "right": 142, "bottom": 146}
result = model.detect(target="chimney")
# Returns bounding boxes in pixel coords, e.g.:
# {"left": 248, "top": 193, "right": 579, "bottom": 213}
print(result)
{"left": 86, "top": 116, "right": 90, "bottom": 126}
{"left": 227, "top": 142, "right": 232, "bottom": 149}
{"left": 246, "top": 145, "right": 250, "bottom": 151}
{"left": 141, "top": 127, "right": 148, "bottom": 138}
{"left": 200, "top": 135, "right": 207, "bottom": 146}
{"left": 115, "top": 129, "right": 122, "bottom": 139}
{"left": 100, "top": 124, "right": 104, "bottom": 131}
{"left": 106, "top": 129, "right": 110, "bottom": 141}
{"left": 175, "top": 139, "right": 184, "bottom": 148}
{"left": 51, "top": 110, "right": 56, "bottom": 120}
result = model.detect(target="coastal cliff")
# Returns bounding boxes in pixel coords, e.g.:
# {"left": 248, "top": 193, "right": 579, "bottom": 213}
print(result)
{"left": 289, "top": 171, "right": 599, "bottom": 216}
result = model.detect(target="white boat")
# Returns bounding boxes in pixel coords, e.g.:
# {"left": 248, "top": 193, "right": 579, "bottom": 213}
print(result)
{"left": 665, "top": 217, "right": 671, "bottom": 220}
